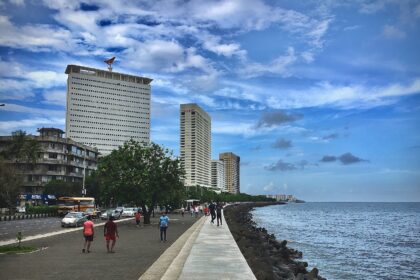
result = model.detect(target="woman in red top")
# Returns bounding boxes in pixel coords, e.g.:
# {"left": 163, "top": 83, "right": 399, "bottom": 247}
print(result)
{"left": 82, "top": 215, "right": 94, "bottom": 253}
{"left": 104, "top": 216, "right": 119, "bottom": 253}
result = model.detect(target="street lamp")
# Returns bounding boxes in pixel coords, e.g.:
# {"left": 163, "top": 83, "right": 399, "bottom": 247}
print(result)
{"left": 82, "top": 148, "right": 86, "bottom": 197}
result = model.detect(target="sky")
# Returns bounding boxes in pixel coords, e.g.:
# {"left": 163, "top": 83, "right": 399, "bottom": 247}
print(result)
{"left": 0, "top": 0, "right": 419, "bottom": 202}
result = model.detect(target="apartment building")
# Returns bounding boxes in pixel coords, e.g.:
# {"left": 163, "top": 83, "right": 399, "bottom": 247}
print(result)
{"left": 65, "top": 64, "right": 152, "bottom": 155}
{"left": 180, "top": 104, "right": 211, "bottom": 188}
{"left": 219, "top": 152, "right": 240, "bottom": 194}
{"left": 211, "top": 160, "right": 225, "bottom": 192}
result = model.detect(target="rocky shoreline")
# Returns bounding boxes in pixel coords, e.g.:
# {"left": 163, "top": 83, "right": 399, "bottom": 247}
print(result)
{"left": 224, "top": 202, "right": 326, "bottom": 280}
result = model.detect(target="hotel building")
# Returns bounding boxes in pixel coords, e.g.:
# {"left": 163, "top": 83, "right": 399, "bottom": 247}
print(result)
{"left": 180, "top": 104, "right": 211, "bottom": 188}
{"left": 65, "top": 64, "right": 152, "bottom": 155}
{"left": 211, "top": 160, "right": 225, "bottom": 192}
{"left": 219, "top": 152, "right": 240, "bottom": 194}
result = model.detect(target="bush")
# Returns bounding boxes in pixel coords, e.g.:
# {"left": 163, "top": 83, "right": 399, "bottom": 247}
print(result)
{"left": 25, "top": 205, "right": 58, "bottom": 215}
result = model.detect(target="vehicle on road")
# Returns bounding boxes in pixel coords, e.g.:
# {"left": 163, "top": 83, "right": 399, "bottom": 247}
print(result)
{"left": 115, "top": 206, "right": 124, "bottom": 214}
{"left": 16, "top": 206, "right": 26, "bottom": 213}
{"left": 83, "top": 208, "right": 101, "bottom": 219}
{"left": 100, "top": 209, "right": 121, "bottom": 220}
{"left": 57, "top": 197, "right": 96, "bottom": 217}
{"left": 122, "top": 207, "right": 137, "bottom": 217}
{"left": 61, "top": 212, "right": 87, "bottom": 227}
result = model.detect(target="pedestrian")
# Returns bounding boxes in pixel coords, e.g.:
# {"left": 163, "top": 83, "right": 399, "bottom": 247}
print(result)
{"left": 194, "top": 206, "right": 199, "bottom": 218}
{"left": 159, "top": 212, "right": 169, "bottom": 242}
{"left": 216, "top": 203, "right": 223, "bottom": 226}
{"left": 135, "top": 210, "right": 142, "bottom": 227}
{"left": 181, "top": 207, "right": 185, "bottom": 217}
{"left": 82, "top": 215, "right": 94, "bottom": 253}
{"left": 209, "top": 202, "right": 216, "bottom": 223}
{"left": 190, "top": 206, "right": 194, "bottom": 217}
{"left": 104, "top": 216, "right": 119, "bottom": 253}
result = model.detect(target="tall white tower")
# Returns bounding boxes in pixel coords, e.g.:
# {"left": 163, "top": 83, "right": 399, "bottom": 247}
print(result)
{"left": 65, "top": 64, "right": 152, "bottom": 155}
{"left": 180, "top": 103, "right": 211, "bottom": 188}
{"left": 219, "top": 152, "right": 240, "bottom": 194}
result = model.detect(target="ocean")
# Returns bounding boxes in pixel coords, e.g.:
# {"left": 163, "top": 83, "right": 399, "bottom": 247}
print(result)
{"left": 252, "top": 202, "right": 420, "bottom": 280}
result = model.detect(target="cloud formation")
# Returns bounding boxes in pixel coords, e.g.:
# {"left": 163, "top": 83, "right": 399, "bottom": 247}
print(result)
{"left": 256, "top": 111, "right": 303, "bottom": 128}
{"left": 320, "top": 153, "right": 368, "bottom": 165}
{"left": 272, "top": 138, "right": 292, "bottom": 149}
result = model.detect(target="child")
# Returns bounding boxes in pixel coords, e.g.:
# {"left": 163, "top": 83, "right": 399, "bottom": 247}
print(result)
{"left": 135, "top": 210, "right": 142, "bottom": 227}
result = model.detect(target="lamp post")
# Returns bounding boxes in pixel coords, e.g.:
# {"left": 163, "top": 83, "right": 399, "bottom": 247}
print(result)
{"left": 82, "top": 148, "right": 86, "bottom": 197}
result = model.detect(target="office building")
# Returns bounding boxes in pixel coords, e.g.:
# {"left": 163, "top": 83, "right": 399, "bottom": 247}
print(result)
{"left": 180, "top": 104, "right": 211, "bottom": 188}
{"left": 0, "top": 128, "right": 99, "bottom": 203}
{"left": 219, "top": 152, "right": 240, "bottom": 194}
{"left": 65, "top": 64, "right": 152, "bottom": 155}
{"left": 211, "top": 160, "right": 225, "bottom": 192}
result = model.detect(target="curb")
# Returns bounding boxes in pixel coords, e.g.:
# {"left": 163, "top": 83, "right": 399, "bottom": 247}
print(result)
{"left": 139, "top": 216, "right": 206, "bottom": 280}
{"left": 0, "top": 213, "right": 57, "bottom": 221}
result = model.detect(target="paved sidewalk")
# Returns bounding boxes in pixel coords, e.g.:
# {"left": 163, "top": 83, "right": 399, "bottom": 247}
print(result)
{"left": 142, "top": 212, "right": 256, "bottom": 280}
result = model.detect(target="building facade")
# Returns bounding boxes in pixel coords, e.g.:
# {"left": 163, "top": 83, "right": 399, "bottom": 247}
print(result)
{"left": 211, "top": 160, "right": 225, "bottom": 192}
{"left": 65, "top": 64, "right": 152, "bottom": 155}
{"left": 180, "top": 104, "right": 211, "bottom": 188}
{"left": 0, "top": 128, "right": 99, "bottom": 201}
{"left": 219, "top": 152, "right": 240, "bottom": 194}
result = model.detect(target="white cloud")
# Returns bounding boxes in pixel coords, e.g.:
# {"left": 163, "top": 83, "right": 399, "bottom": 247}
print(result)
{"left": 263, "top": 181, "right": 277, "bottom": 192}
{"left": 0, "top": 103, "right": 64, "bottom": 117}
{"left": 238, "top": 47, "right": 297, "bottom": 78}
{"left": 382, "top": 24, "right": 406, "bottom": 39}
{"left": 42, "top": 90, "right": 66, "bottom": 106}
{"left": 0, "top": 16, "right": 76, "bottom": 52}
{"left": 0, "top": 117, "right": 65, "bottom": 135}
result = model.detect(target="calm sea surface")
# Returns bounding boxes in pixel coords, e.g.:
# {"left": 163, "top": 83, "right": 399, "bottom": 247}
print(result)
{"left": 252, "top": 202, "right": 420, "bottom": 280}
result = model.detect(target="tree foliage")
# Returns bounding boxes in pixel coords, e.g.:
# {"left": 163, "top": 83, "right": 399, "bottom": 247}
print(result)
{"left": 96, "top": 140, "right": 185, "bottom": 224}
{"left": 0, "top": 160, "right": 22, "bottom": 209}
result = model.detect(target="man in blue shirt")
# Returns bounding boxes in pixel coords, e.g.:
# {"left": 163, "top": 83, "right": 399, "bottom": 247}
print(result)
{"left": 159, "top": 213, "right": 169, "bottom": 242}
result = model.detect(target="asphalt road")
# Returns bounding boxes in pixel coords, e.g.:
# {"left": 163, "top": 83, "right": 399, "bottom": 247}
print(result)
{"left": 0, "top": 217, "right": 63, "bottom": 242}
{"left": 0, "top": 214, "right": 199, "bottom": 280}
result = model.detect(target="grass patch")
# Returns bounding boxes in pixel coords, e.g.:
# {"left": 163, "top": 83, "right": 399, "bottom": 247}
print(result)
{"left": 0, "top": 245, "right": 38, "bottom": 254}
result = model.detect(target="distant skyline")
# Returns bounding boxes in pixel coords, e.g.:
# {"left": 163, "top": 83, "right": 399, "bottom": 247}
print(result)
{"left": 0, "top": 0, "right": 419, "bottom": 202}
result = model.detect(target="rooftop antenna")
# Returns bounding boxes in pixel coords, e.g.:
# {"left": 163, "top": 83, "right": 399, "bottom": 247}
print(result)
{"left": 104, "top": 57, "right": 115, "bottom": 72}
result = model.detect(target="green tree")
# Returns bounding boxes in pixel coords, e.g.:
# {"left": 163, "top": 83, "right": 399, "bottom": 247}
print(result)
{"left": 0, "top": 130, "right": 41, "bottom": 212}
{"left": 96, "top": 140, "right": 185, "bottom": 224}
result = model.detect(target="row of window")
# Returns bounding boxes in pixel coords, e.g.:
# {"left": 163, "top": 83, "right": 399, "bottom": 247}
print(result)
{"left": 71, "top": 96, "right": 149, "bottom": 110}
{"left": 69, "top": 117, "right": 149, "bottom": 126}
{"left": 69, "top": 130, "right": 148, "bottom": 137}
{"left": 71, "top": 101, "right": 148, "bottom": 115}
{"left": 71, "top": 125, "right": 146, "bottom": 132}
{"left": 72, "top": 136, "right": 149, "bottom": 142}
{"left": 71, "top": 81, "right": 150, "bottom": 100}
{"left": 73, "top": 76, "right": 150, "bottom": 90}
{"left": 71, "top": 90, "right": 149, "bottom": 105}
{"left": 70, "top": 108, "right": 149, "bottom": 119}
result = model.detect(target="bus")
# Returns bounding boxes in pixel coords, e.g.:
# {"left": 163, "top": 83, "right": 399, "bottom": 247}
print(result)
{"left": 57, "top": 197, "right": 95, "bottom": 217}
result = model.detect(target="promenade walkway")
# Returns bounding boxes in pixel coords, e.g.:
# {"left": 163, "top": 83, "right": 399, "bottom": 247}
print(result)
{"left": 140, "top": 212, "right": 256, "bottom": 280}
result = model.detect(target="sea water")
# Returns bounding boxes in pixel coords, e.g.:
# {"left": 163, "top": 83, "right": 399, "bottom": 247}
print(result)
{"left": 252, "top": 202, "right": 420, "bottom": 280}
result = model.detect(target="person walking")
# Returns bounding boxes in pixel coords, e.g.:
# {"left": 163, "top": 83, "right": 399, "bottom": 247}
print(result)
{"left": 135, "top": 210, "right": 142, "bottom": 227}
{"left": 181, "top": 207, "right": 185, "bottom": 217}
{"left": 82, "top": 215, "right": 94, "bottom": 253}
{"left": 159, "top": 212, "right": 169, "bottom": 242}
{"left": 209, "top": 202, "right": 216, "bottom": 223}
{"left": 104, "top": 216, "right": 119, "bottom": 253}
{"left": 216, "top": 203, "right": 223, "bottom": 226}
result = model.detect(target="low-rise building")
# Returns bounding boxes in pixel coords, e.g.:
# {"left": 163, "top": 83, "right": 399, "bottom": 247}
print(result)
{"left": 0, "top": 128, "right": 99, "bottom": 203}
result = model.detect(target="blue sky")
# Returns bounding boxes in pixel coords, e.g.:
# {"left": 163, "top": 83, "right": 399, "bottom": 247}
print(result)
{"left": 0, "top": 0, "right": 419, "bottom": 202}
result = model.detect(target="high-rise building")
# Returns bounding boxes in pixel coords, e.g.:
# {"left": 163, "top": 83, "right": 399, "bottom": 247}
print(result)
{"left": 219, "top": 152, "right": 240, "bottom": 194}
{"left": 211, "top": 160, "right": 225, "bottom": 192}
{"left": 65, "top": 64, "right": 152, "bottom": 155}
{"left": 180, "top": 104, "right": 211, "bottom": 188}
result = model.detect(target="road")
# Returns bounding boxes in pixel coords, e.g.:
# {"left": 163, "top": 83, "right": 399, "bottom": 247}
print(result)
{"left": 0, "top": 214, "right": 199, "bottom": 280}
{"left": 0, "top": 217, "right": 64, "bottom": 241}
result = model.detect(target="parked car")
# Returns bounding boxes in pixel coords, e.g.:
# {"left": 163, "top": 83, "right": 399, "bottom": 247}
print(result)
{"left": 122, "top": 207, "right": 137, "bottom": 217}
{"left": 115, "top": 206, "right": 124, "bottom": 214}
{"left": 100, "top": 209, "right": 121, "bottom": 220}
{"left": 61, "top": 212, "right": 87, "bottom": 227}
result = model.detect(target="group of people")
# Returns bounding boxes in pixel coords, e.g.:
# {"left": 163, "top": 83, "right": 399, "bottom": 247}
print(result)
{"left": 81, "top": 210, "right": 170, "bottom": 253}
{"left": 82, "top": 215, "right": 119, "bottom": 254}
{"left": 81, "top": 202, "right": 223, "bottom": 253}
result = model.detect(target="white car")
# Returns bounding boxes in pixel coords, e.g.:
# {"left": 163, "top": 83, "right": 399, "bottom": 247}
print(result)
{"left": 122, "top": 207, "right": 137, "bottom": 217}
{"left": 61, "top": 212, "right": 87, "bottom": 227}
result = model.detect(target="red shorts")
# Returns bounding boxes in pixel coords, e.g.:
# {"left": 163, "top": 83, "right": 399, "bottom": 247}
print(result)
{"left": 105, "top": 235, "right": 116, "bottom": 241}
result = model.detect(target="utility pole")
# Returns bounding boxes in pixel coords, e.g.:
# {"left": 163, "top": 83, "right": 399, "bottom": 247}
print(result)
{"left": 82, "top": 148, "right": 86, "bottom": 197}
